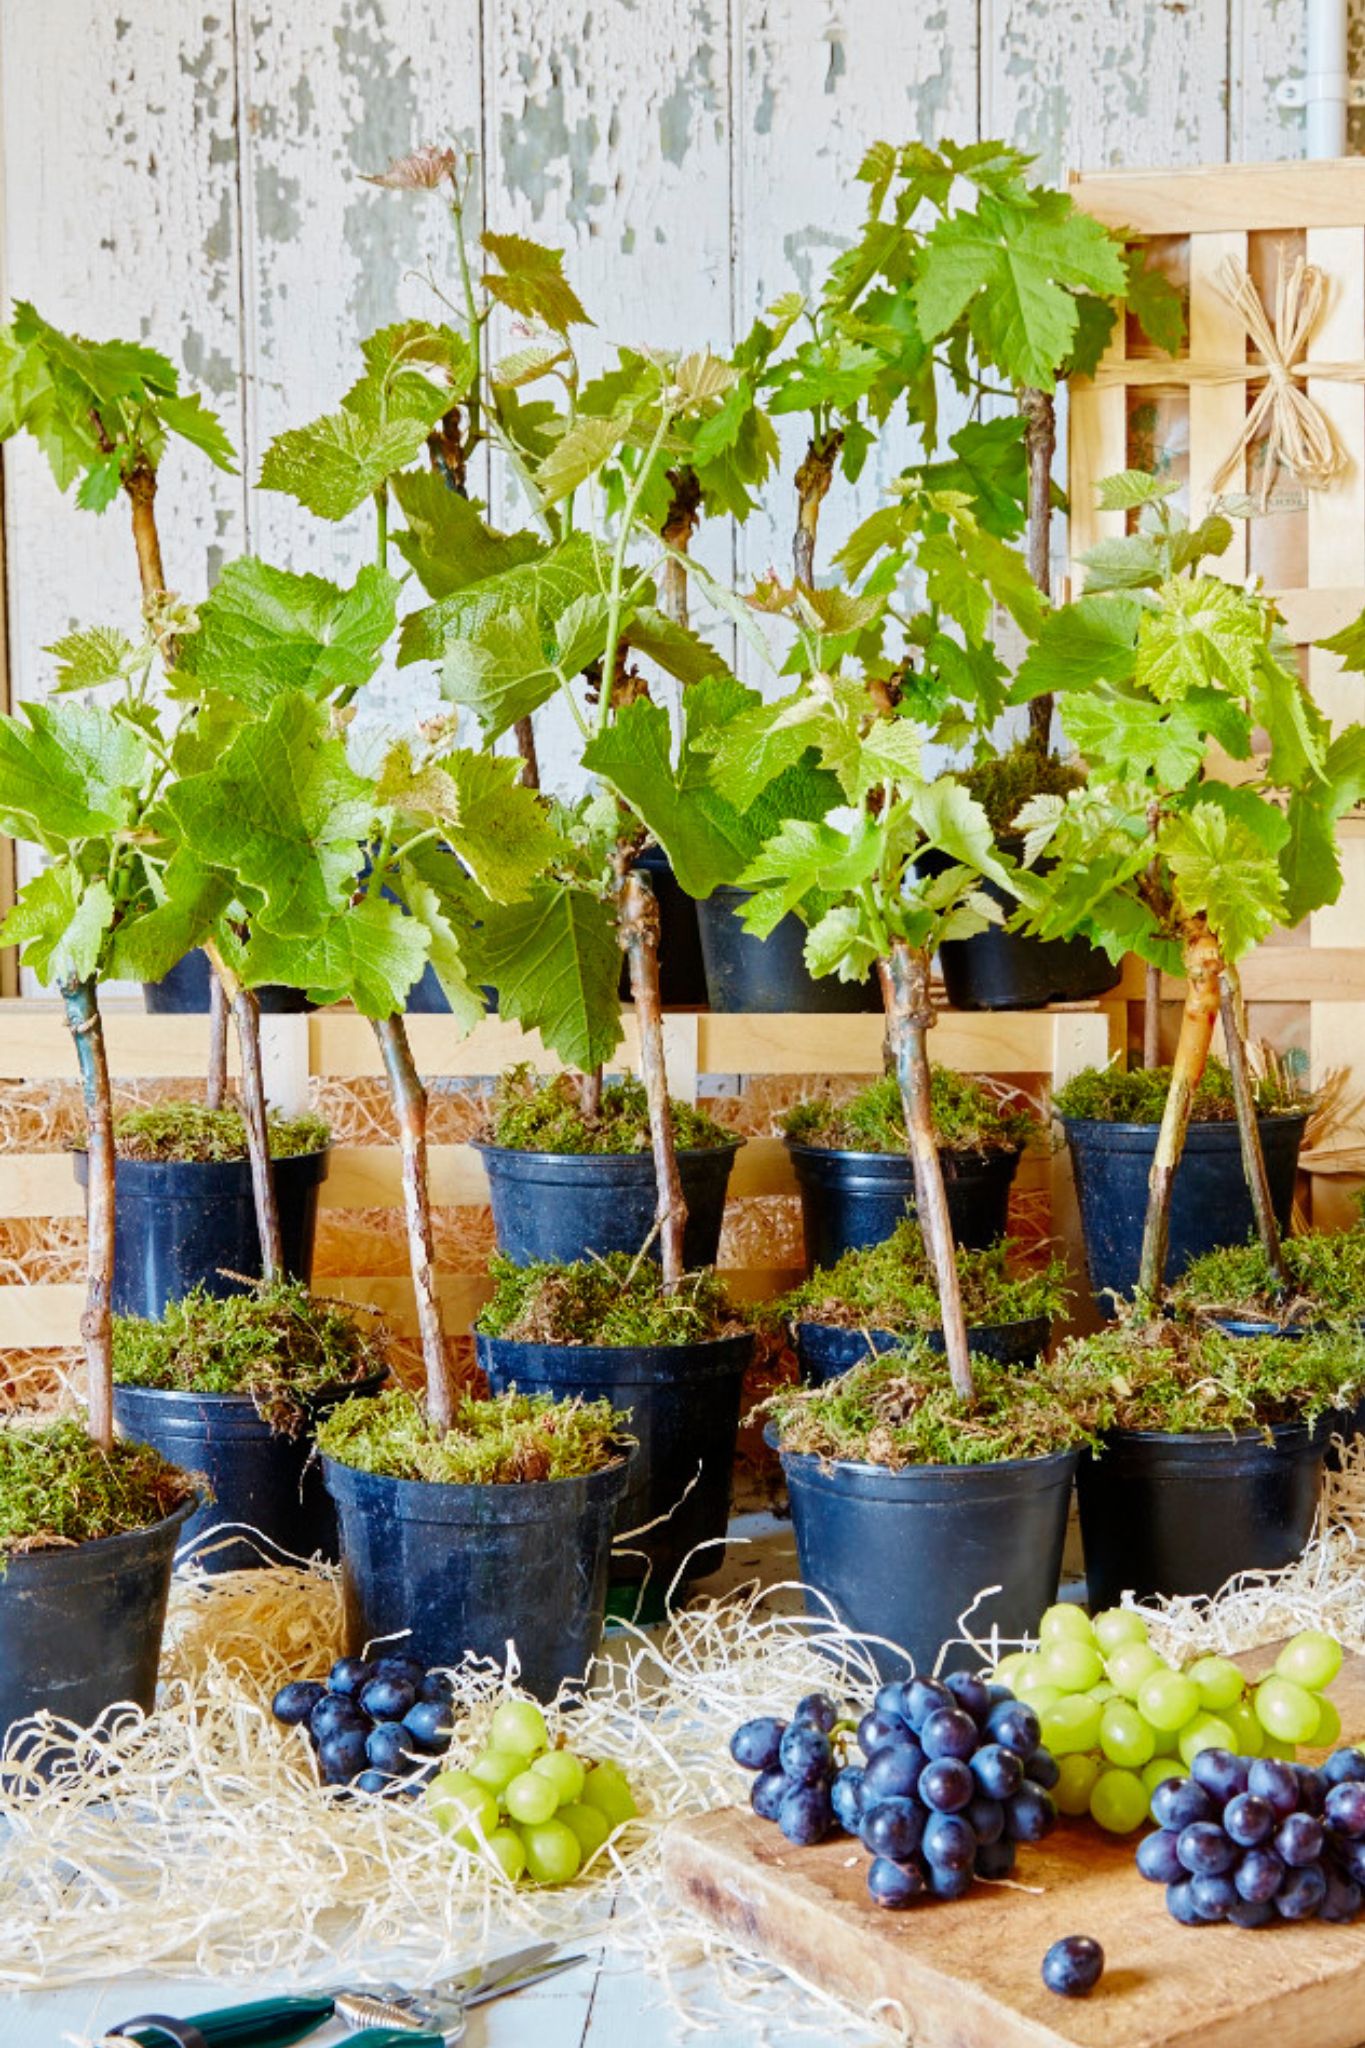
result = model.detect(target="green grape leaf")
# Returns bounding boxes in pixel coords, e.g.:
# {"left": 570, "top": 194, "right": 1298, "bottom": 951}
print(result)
{"left": 916, "top": 417, "right": 1030, "bottom": 538}
{"left": 46, "top": 625, "right": 139, "bottom": 692}
{"left": 1319, "top": 607, "right": 1365, "bottom": 674}
{"left": 466, "top": 883, "right": 622, "bottom": 1071}
{"left": 581, "top": 697, "right": 753, "bottom": 898}
{"left": 258, "top": 407, "right": 430, "bottom": 520}
{"left": 391, "top": 866, "right": 486, "bottom": 1031}
{"left": 105, "top": 850, "right": 234, "bottom": 984}
{"left": 156, "top": 391, "right": 238, "bottom": 472}
{"left": 1161, "top": 801, "right": 1285, "bottom": 962}
{"left": 804, "top": 903, "right": 883, "bottom": 984}
{"left": 389, "top": 472, "right": 543, "bottom": 600}
{"left": 1123, "top": 243, "right": 1186, "bottom": 358}
{"left": 1135, "top": 575, "right": 1262, "bottom": 703}
{"left": 738, "top": 815, "right": 883, "bottom": 934}
{"left": 1080, "top": 533, "right": 1165, "bottom": 592}
{"left": 1061, "top": 690, "right": 1207, "bottom": 786}
{"left": 0, "top": 700, "right": 149, "bottom": 851}
{"left": 441, "top": 600, "right": 603, "bottom": 741}
{"left": 399, "top": 529, "right": 608, "bottom": 666}
{"left": 244, "top": 895, "right": 430, "bottom": 1020}
{"left": 908, "top": 779, "right": 1012, "bottom": 888}
{"left": 481, "top": 233, "right": 592, "bottom": 332}
{"left": 175, "top": 558, "right": 399, "bottom": 709}
{"left": 381, "top": 743, "right": 562, "bottom": 903}
{"left": 536, "top": 411, "right": 634, "bottom": 503}
{"left": 0, "top": 867, "right": 114, "bottom": 984}
{"left": 627, "top": 607, "right": 729, "bottom": 688}
{"left": 167, "top": 692, "right": 372, "bottom": 936}
{"left": 1095, "top": 468, "right": 1181, "bottom": 511}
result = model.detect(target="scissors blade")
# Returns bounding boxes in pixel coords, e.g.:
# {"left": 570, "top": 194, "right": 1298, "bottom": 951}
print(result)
{"left": 443, "top": 1939, "right": 562, "bottom": 2003}
{"left": 463, "top": 1952, "right": 589, "bottom": 2010}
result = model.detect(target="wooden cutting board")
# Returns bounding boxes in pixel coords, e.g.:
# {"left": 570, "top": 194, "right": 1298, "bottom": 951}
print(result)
{"left": 663, "top": 1655, "right": 1365, "bottom": 2048}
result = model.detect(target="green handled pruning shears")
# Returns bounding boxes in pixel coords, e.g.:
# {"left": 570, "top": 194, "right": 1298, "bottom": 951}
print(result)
{"left": 107, "top": 1942, "right": 588, "bottom": 2048}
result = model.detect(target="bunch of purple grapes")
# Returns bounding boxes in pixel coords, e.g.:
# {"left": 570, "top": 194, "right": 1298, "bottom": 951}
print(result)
{"left": 1136, "top": 1745, "right": 1365, "bottom": 1927}
{"left": 272, "top": 1653, "right": 454, "bottom": 1793}
{"left": 730, "top": 1673, "right": 1060, "bottom": 1907}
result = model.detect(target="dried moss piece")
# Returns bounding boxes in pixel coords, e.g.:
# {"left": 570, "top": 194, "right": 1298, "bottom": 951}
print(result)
{"left": 483, "top": 1065, "right": 733, "bottom": 1156}
{"left": 1053, "top": 1058, "right": 1306, "bottom": 1125}
{"left": 1041, "top": 1319, "right": 1365, "bottom": 1436}
{"left": 957, "top": 740, "right": 1087, "bottom": 842}
{"left": 764, "top": 1344, "right": 1096, "bottom": 1469}
{"left": 0, "top": 1419, "right": 194, "bottom": 1560}
{"left": 315, "top": 1384, "right": 631, "bottom": 1485}
{"left": 475, "top": 1252, "right": 743, "bottom": 1348}
{"left": 778, "top": 1218, "right": 1068, "bottom": 1334}
{"left": 1173, "top": 1227, "right": 1365, "bottom": 1328}
{"left": 782, "top": 1069, "right": 1034, "bottom": 1157}
{"left": 113, "top": 1100, "right": 331, "bottom": 1164}
{"left": 112, "top": 1281, "right": 389, "bottom": 1436}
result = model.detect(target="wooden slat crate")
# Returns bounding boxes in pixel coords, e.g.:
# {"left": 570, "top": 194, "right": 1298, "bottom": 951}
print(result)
{"left": 0, "top": 997, "right": 1120, "bottom": 1345}
{"left": 1071, "top": 160, "right": 1365, "bottom": 1221}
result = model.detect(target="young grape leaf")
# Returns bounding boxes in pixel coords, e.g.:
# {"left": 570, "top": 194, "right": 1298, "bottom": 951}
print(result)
{"left": 1011, "top": 594, "right": 1142, "bottom": 701}
{"left": 627, "top": 607, "right": 729, "bottom": 688}
{"left": 1061, "top": 691, "right": 1207, "bottom": 787}
{"left": 1135, "top": 575, "right": 1262, "bottom": 703}
{"left": 738, "top": 816, "right": 883, "bottom": 935}
{"left": 466, "top": 883, "right": 622, "bottom": 1071}
{"left": 804, "top": 903, "right": 883, "bottom": 983}
{"left": 380, "top": 743, "right": 562, "bottom": 903}
{"left": 1122, "top": 243, "right": 1186, "bottom": 359}
{"left": 244, "top": 895, "right": 431, "bottom": 1020}
{"left": 0, "top": 700, "right": 149, "bottom": 850}
{"left": 46, "top": 625, "right": 139, "bottom": 693}
{"left": 105, "top": 850, "right": 234, "bottom": 984}
{"left": 1094, "top": 468, "right": 1181, "bottom": 511}
{"left": 441, "top": 601, "right": 605, "bottom": 741}
{"left": 399, "top": 529, "right": 608, "bottom": 666}
{"left": 537, "top": 412, "right": 635, "bottom": 504}
{"left": 908, "top": 780, "right": 1012, "bottom": 889}
{"left": 389, "top": 472, "right": 543, "bottom": 600}
{"left": 1161, "top": 802, "right": 1285, "bottom": 962}
{"left": 581, "top": 697, "right": 754, "bottom": 899}
{"left": 482, "top": 233, "right": 592, "bottom": 333}
{"left": 0, "top": 867, "right": 114, "bottom": 984}
{"left": 174, "top": 558, "right": 399, "bottom": 709}
{"left": 259, "top": 407, "right": 431, "bottom": 520}
{"left": 390, "top": 866, "right": 487, "bottom": 1031}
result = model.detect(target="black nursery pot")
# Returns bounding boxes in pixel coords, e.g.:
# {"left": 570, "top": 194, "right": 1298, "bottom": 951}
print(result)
{"left": 478, "top": 1331, "right": 752, "bottom": 1590}
{"left": 696, "top": 884, "right": 881, "bottom": 1013}
{"left": 773, "top": 1431, "right": 1077, "bottom": 1681}
{"left": 786, "top": 1141, "right": 1020, "bottom": 1272}
{"left": 1064, "top": 1112, "right": 1307, "bottom": 1308}
{"left": 323, "top": 1452, "right": 632, "bottom": 1703}
{"left": 920, "top": 847, "right": 1120, "bottom": 1012}
{"left": 113, "top": 1375, "right": 385, "bottom": 1573}
{"left": 1075, "top": 1423, "right": 1326, "bottom": 1610}
{"left": 620, "top": 844, "right": 708, "bottom": 1008}
{"left": 141, "top": 947, "right": 312, "bottom": 1014}
{"left": 0, "top": 1494, "right": 197, "bottom": 1753}
{"left": 75, "top": 1149, "right": 330, "bottom": 1319}
{"left": 794, "top": 1316, "right": 1050, "bottom": 1387}
{"left": 476, "top": 1141, "right": 740, "bottom": 1269}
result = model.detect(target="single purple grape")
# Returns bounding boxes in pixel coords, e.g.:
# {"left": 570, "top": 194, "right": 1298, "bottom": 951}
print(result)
{"left": 777, "top": 1781, "right": 834, "bottom": 1846}
{"left": 751, "top": 1769, "right": 788, "bottom": 1822}
{"left": 920, "top": 1708, "right": 979, "bottom": 1762}
{"left": 974, "top": 1836, "right": 1016, "bottom": 1880}
{"left": 863, "top": 1741, "right": 927, "bottom": 1803}
{"left": 1318, "top": 1866, "right": 1364, "bottom": 1923}
{"left": 1191, "top": 1873, "right": 1239, "bottom": 1922}
{"left": 1235, "top": 1846, "right": 1286, "bottom": 1904}
{"left": 1247, "top": 1757, "right": 1299, "bottom": 1820}
{"left": 927, "top": 1862, "right": 974, "bottom": 1900}
{"left": 1028, "top": 1747, "right": 1060, "bottom": 1792}
{"left": 1276, "top": 1862, "right": 1329, "bottom": 1921}
{"left": 730, "top": 1716, "right": 787, "bottom": 1773}
{"left": 858, "top": 1709, "right": 911, "bottom": 1755}
{"left": 831, "top": 1766, "right": 864, "bottom": 1833}
{"left": 901, "top": 1677, "right": 954, "bottom": 1730}
{"left": 1190, "top": 1749, "right": 1249, "bottom": 1806}
{"left": 272, "top": 1679, "right": 326, "bottom": 1727}
{"left": 1151, "top": 1778, "right": 1214, "bottom": 1831}
{"left": 1226, "top": 1896, "right": 1276, "bottom": 1929}
{"left": 1177, "top": 1823, "right": 1238, "bottom": 1877}
{"left": 794, "top": 1691, "right": 839, "bottom": 1734}
{"left": 971, "top": 1744, "right": 1024, "bottom": 1801}
{"left": 1223, "top": 1793, "right": 1275, "bottom": 1849}
{"left": 861, "top": 1797, "right": 923, "bottom": 1863}
{"left": 966, "top": 1794, "right": 1004, "bottom": 1846}
{"left": 779, "top": 1722, "right": 833, "bottom": 1787}
{"left": 1325, "top": 1781, "right": 1365, "bottom": 1839}
{"left": 944, "top": 1672, "right": 993, "bottom": 1725}
{"left": 1276, "top": 1812, "right": 1325, "bottom": 1869}
{"left": 1166, "top": 1879, "right": 1204, "bottom": 1927}
{"left": 326, "top": 1657, "right": 373, "bottom": 1698}
{"left": 1322, "top": 1747, "right": 1365, "bottom": 1787}
{"left": 867, "top": 1855, "right": 926, "bottom": 1909}
{"left": 1136, "top": 1829, "right": 1185, "bottom": 1884}
{"left": 1004, "top": 1781, "right": 1056, "bottom": 1844}
{"left": 919, "top": 1757, "right": 974, "bottom": 1815}
{"left": 922, "top": 1811, "right": 977, "bottom": 1873}
{"left": 1041, "top": 1935, "right": 1104, "bottom": 1998}
{"left": 986, "top": 1701, "right": 1040, "bottom": 1759}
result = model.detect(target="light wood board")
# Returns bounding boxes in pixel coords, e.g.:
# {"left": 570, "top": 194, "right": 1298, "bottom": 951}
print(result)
{"left": 664, "top": 1659, "right": 1365, "bottom": 2048}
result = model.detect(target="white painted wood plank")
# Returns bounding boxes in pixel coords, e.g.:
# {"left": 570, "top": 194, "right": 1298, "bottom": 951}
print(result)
{"left": 1232, "top": 0, "right": 1309, "bottom": 164}
{"left": 984, "top": 0, "right": 1233, "bottom": 177}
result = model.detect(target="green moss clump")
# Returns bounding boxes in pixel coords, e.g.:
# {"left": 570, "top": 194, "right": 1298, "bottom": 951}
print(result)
{"left": 1042, "top": 1319, "right": 1363, "bottom": 1435}
{"left": 484, "top": 1066, "right": 733, "bottom": 1156}
{"left": 113, "top": 1101, "right": 330, "bottom": 1163}
{"left": 1174, "top": 1227, "right": 1365, "bottom": 1326}
{"left": 782, "top": 1070, "right": 1035, "bottom": 1157}
{"left": 315, "top": 1386, "right": 631, "bottom": 1485}
{"left": 1053, "top": 1059, "right": 1307, "bottom": 1125}
{"left": 764, "top": 1345, "right": 1096, "bottom": 1469}
{"left": 0, "top": 1420, "right": 194, "bottom": 1561}
{"left": 475, "top": 1252, "right": 743, "bottom": 1348}
{"left": 779, "top": 1219, "right": 1068, "bottom": 1335}
{"left": 957, "top": 741, "right": 1087, "bottom": 842}
{"left": 112, "top": 1281, "right": 388, "bottom": 1435}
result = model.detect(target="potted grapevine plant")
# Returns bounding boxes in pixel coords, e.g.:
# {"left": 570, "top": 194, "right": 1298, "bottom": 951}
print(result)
{"left": 1009, "top": 470, "right": 1360, "bottom": 1305}
{"left": 779, "top": 1067, "right": 1037, "bottom": 1272}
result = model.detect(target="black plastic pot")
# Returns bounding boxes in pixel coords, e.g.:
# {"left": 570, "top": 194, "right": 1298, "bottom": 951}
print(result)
{"left": 620, "top": 845, "right": 708, "bottom": 1008}
{"left": 1075, "top": 1423, "right": 1326, "bottom": 1609}
{"left": 75, "top": 1148, "right": 329, "bottom": 1319}
{"left": 697, "top": 885, "right": 881, "bottom": 1013}
{"left": 794, "top": 1316, "right": 1050, "bottom": 1386}
{"left": 1064, "top": 1113, "right": 1307, "bottom": 1309}
{"left": 141, "top": 948, "right": 312, "bottom": 1014}
{"left": 476, "top": 1140, "right": 740, "bottom": 1269}
{"left": 477, "top": 1330, "right": 752, "bottom": 1590}
{"left": 920, "top": 847, "right": 1120, "bottom": 1012}
{"left": 113, "top": 1375, "right": 385, "bottom": 1571}
{"left": 323, "top": 1451, "right": 633, "bottom": 1701}
{"left": 0, "top": 1494, "right": 197, "bottom": 1752}
{"left": 774, "top": 1432, "right": 1077, "bottom": 1680}
{"left": 786, "top": 1141, "right": 1020, "bottom": 1272}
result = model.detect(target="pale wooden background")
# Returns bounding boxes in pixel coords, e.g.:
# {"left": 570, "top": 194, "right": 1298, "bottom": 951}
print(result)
{"left": 0, "top": 0, "right": 1359, "bottom": 790}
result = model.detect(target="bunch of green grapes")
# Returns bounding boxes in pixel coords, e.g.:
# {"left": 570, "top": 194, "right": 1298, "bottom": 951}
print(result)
{"left": 425, "top": 1697, "right": 638, "bottom": 1884}
{"left": 994, "top": 1610, "right": 1345, "bottom": 1836}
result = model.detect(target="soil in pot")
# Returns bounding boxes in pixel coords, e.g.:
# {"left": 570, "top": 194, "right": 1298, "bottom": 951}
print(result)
{"left": 112, "top": 1280, "right": 388, "bottom": 1570}
{"left": 75, "top": 1101, "right": 331, "bottom": 1318}
{"left": 764, "top": 1348, "right": 1091, "bottom": 1679}
{"left": 1045, "top": 1319, "right": 1363, "bottom": 1606}
{"left": 781, "top": 1220, "right": 1065, "bottom": 1384}
{"left": 476, "top": 1067, "right": 741, "bottom": 1268}
{"left": 475, "top": 1254, "right": 749, "bottom": 1591}
{"left": 1055, "top": 1060, "right": 1309, "bottom": 1308}
{"left": 697, "top": 884, "right": 881, "bottom": 1013}
{"left": 782, "top": 1071, "right": 1035, "bottom": 1269}
{"left": 318, "top": 1388, "right": 633, "bottom": 1702}
{"left": 0, "top": 1421, "right": 197, "bottom": 1748}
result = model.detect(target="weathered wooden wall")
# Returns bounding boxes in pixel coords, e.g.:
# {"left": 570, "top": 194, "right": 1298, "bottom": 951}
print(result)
{"left": 0, "top": 0, "right": 1355, "bottom": 773}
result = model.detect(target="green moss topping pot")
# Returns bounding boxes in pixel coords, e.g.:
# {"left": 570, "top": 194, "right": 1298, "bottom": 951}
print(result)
{"left": 0, "top": 1419, "right": 194, "bottom": 1562}
{"left": 956, "top": 740, "right": 1086, "bottom": 843}
{"left": 1174, "top": 1227, "right": 1365, "bottom": 1328}
{"left": 483, "top": 1066, "right": 732, "bottom": 1156}
{"left": 112, "top": 1280, "right": 388, "bottom": 1434}
{"left": 782, "top": 1069, "right": 1035, "bottom": 1157}
{"left": 315, "top": 1386, "right": 631, "bottom": 1486}
{"left": 475, "top": 1252, "right": 743, "bottom": 1348}
{"left": 112, "top": 1100, "right": 330, "bottom": 1163}
{"left": 1043, "top": 1319, "right": 1365, "bottom": 1436}
{"left": 764, "top": 1344, "right": 1097, "bottom": 1470}
{"left": 1054, "top": 1058, "right": 1306, "bottom": 1126}
{"left": 778, "top": 1217, "right": 1067, "bottom": 1334}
